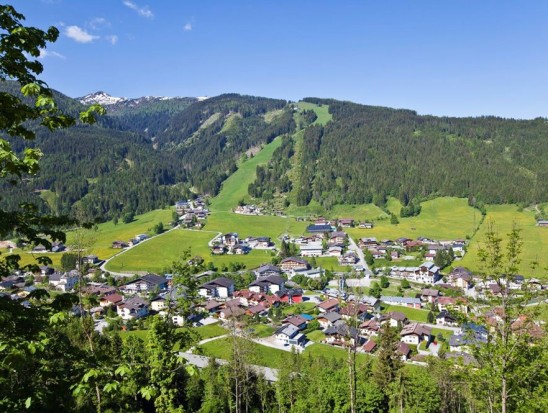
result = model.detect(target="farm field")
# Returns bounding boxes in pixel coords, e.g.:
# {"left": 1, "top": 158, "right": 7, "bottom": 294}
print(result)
{"left": 4, "top": 208, "right": 174, "bottom": 269}
{"left": 296, "top": 101, "right": 332, "bottom": 126}
{"left": 460, "top": 204, "right": 548, "bottom": 278}
{"left": 346, "top": 197, "right": 479, "bottom": 242}
{"left": 287, "top": 201, "right": 388, "bottom": 221}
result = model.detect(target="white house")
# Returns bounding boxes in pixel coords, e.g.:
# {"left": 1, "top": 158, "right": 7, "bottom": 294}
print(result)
{"left": 400, "top": 322, "right": 431, "bottom": 345}
{"left": 199, "top": 277, "right": 235, "bottom": 298}
{"left": 249, "top": 275, "right": 285, "bottom": 294}
{"left": 117, "top": 297, "right": 149, "bottom": 320}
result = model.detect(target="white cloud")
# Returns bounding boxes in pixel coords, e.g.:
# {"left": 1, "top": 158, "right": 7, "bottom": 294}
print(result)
{"left": 106, "top": 35, "right": 119, "bottom": 45}
{"left": 65, "top": 25, "right": 99, "bottom": 43}
{"left": 183, "top": 23, "right": 192, "bottom": 31}
{"left": 123, "top": 1, "right": 153, "bottom": 19}
{"left": 89, "top": 17, "right": 110, "bottom": 30}
{"left": 38, "top": 49, "right": 66, "bottom": 59}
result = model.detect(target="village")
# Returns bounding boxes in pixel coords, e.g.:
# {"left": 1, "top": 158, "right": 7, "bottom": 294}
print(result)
{"left": 2, "top": 201, "right": 544, "bottom": 370}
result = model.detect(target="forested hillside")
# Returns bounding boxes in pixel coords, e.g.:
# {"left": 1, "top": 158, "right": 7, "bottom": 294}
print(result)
{"left": 0, "top": 82, "right": 293, "bottom": 222}
{"left": 251, "top": 98, "right": 548, "bottom": 209}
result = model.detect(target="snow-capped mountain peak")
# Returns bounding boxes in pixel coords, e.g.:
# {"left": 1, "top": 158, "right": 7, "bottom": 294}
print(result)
{"left": 78, "top": 91, "right": 126, "bottom": 106}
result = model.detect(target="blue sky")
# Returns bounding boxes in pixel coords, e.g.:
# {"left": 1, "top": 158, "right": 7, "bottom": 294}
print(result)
{"left": 11, "top": 0, "right": 548, "bottom": 118}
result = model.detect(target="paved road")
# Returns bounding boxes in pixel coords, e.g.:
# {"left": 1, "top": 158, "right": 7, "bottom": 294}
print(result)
{"left": 347, "top": 235, "right": 370, "bottom": 273}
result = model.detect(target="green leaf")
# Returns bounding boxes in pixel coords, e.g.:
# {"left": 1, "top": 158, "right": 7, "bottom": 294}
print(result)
{"left": 25, "top": 397, "right": 31, "bottom": 409}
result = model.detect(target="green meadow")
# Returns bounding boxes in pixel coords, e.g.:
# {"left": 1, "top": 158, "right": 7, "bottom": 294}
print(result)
{"left": 346, "top": 197, "right": 479, "bottom": 242}
{"left": 460, "top": 204, "right": 547, "bottom": 277}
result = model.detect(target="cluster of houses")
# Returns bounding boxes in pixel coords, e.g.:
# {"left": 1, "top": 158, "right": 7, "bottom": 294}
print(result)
{"left": 358, "top": 236, "right": 465, "bottom": 259}
{"left": 176, "top": 197, "right": 209, "bottom": 228}
{"left": 210, "top": 233, "right": 275, "bottom": 255}
{"left": 32, "top": 241, "right": 66, "bottom": 253}
{"left": 305, "top": 216, "right": 374, "bottom": 230}
{"left": 112, "top": 233, "right": 149, "bottom": 249}
{"left": 234, "top": 204, "right": 262, "bottom": 215}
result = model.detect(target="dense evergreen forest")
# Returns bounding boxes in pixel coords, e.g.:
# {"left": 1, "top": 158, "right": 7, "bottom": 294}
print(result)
{"left": 0, "top": 82, "right": 293, "bottom": 222}
{"left": 2, "top": 80, "right": 547, "bottom": 223}
{"left": 291, "top": 98, "right": 547, "bottom": 209}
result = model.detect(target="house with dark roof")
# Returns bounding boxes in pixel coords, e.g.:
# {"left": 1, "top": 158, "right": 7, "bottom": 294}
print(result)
{"left": 123, "top": 274, "right": 168, "bottom": 294}
{"left": 324, "top": 323, "right": 363, "bottom": 347}
{"left": 317, "top": 311, "right": 343, "bottom": 329}
{"left": 275, "top": 324, "right": 306, "bottom": 346}
{"left": 199, "top": 277, "right": 235, "bottom": 298}
{"left": 420, "top": 288, "right": 440, "bottom": 303}
{"left": 400, "top": 322, "right": 432, "bottom": 345}
{"left": 306, "top": 224, "right": 333, "bottom": 233}
{"left": 381, "top": 311, "right": 408, "bottom": 328}
{"left": 276, "top": 288, "right": 303, "bottom": 304}
{"left": 317, "top": 298, "right": 340, "bottom": 313}
{"left": 436, "top": 310, "right": 459, "bottom": 327}
{"left": 282, "top": 315, "right": 308, "bottom": 330}
{"left": 117, "top": 297, "right": 149, "bottom": 320}
{"left": 280, "top": 257, "right": 309, "bottom": 272}
{"left": 253, "top": 264, "right": 281, "bottom": 278}
{"left": 249, "top": 275, "right": 286, "bottom": 294}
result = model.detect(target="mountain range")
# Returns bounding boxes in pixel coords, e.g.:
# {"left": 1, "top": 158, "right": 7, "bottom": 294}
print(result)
{"left": 1, "top": 83, "right": 546, "bottom": 222}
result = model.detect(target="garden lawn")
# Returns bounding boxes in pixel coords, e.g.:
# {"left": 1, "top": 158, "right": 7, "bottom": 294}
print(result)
{"left": 306, "top": 330, "right": 326, "bottom": 342}
{"left": 431, "top": 327, "right": 454, "bottom": 341}
{"left": 460, "top": 204, "right": 548, "bottom": 278}
{"left": 381, "top": 304, "right": 430, "bottom": 323}
{"left": 120, "top": 323, "right": 226, "bottom": 347}
{"left": 248, "top": 324, "right": 275, "bottom": 338}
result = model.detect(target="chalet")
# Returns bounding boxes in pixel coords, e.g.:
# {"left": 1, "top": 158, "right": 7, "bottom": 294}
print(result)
{"left": 317, "top": 312, "right": 342, "bottom": 329}
{"left": 370, "top": 250, "right": 385, "bottom": 259}
{"left": 280, "top": 257, "right": 309, "bottom": 272}
{"left": 436, "top": 310, "right": 459, "bottom": 327}
{"left": 112, "top": 240, "right": 129, "bottom": 249}
{"left": 338, "top": 218, "right": 354, "bottom": 228}
{"left": 420, "top": 288, "right": 440, "bottom": 303}
{"left": 329, "top": 231, "right": 347, "bottom": 245}
{"left": 150, "top": 295, "right": 168, "bottom": 312}
{"left": 400, "top": 322, "right": 432, "bottom": 345}
{"left": 49, "top": 271, "right": 79, "bottom": 292}
{"left": 254, "top": 264, "right": 282, "bottom": 278}
{"left": 451, "top": 243, "right": 465, "bottom": 254}
{"left": 246, "top": 303, "right": 268, "bottom": 317}
{"left": 84, "top": 255, "right": 100, "bottom": 265}
{"left": 437, "top": 296, "right": 458, "bottom": 312}
{"left": 395, "top": 237, "right": 411, "bottom": 246}
{"left": 211, "top": 245, "right": 226, "bottom": 255}
{"left": 417, "top": 262, "right": 441, "bottom": 284}
{"left": 222, "top": 233, "right": 239, "bottom": 247}
{"left": 117, "top": 297, "right": 149, "bottom": 320}
{"left": 32, "top": 244, "right": 47, "bottom": 252}
{"left": 204, "top": 300, "right": 223, "bottom": 314}
{"left": 100, "top": 293, "right": 123, "bottom": 307}
{"left": 359, "top": 319, "right": 381, "bottom": 336}
{"left": 381, "top": 296, "right": 422, "bottom": 309}
{"left": 128, "top": 238, "right": 140, "bottom": 247}
{"left": 276, "top": 288, "right": 303, "bottom": 304}
{"left": 220, "top": 303, "right": 246, "bottom": 320}
{"left": 359, "top": 222, "right": 374, "bottom": 229}
{"left": 255, "top": 237, "right": 273, "bottom": 248}
{"left": 339, "top": 303, "right": 369, "bottom": 320}
{"left": 358, "top": 237, "right": 378, "bottom": 249}
{"left": 123, "top": 274, "right": 168, "bottom": 294}
{"left": 361, "top": 339, "right": 377, "bottom": 353}
{"left": 290, "top": 267, "right": 323, "bottom": 279}
{"left": 306, "top": 224, "right": 333, "bottom": 233}
{"left": 537, "top": 219, "right": 548, "bottom": 227}
{"left": 449, "top": 267, "right": 473, "bottom": 289}
{"left": 327, "top": 246, "right": 343, "bottom": 257}
{"left": 314, "top": 217, "right": 330, "bottom": 226}
{"left": 299, "top": 243, "right": 323, "bottom": 257}
{"left": 381, "top": 311, "right": 408, "bottom": 328}
{"left": 317, "top": 298, "right": 340, "bottom": 313}
{"left": 199, "top": 277, "right": 235, "bottom": 298}
{"left": 249, "top": 275, "right": 286, "bottom": 294}
{"left": 427, "top": 244, "right": 445, "bottom": 255}
{"left": 283, "top": 315, "right": 308, "bottom": 330}
{"left": 231, "top": 245, "right": 248, "bottom": 255}
{"left": 390, "top": 250, "right": 400, "bottom": 260}
{"left": 404, "top": 240, "right": 423, "bottom": 251}
{"left": 338, "top": 252, "right": 358, "bottom": 265}
{"left": 358, "top": 296, "right": 382, "bottom": 312}
{"left": 324, "top": 323, "right": 363, "bottom": 347}
{"left": 398, "top": 342, "right": 411, "bottom": 361}
{"left": 275, "top": 324, "right": 306, "bottom": 346}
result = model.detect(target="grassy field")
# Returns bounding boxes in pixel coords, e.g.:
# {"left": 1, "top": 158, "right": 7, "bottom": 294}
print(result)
{"left": 460, "top": 204, "right": 548, "bottom": 278}
{"left": 209, "top": 137, "right": 283, "bottom": 213}
{"left": 200, "top": 337, "right": 292, "bottom": 368}
{"left": 296, "top": 102, "right": 332, "bottom": 126}
{"left": 346, "top": 197, "right": 479, "bottom": 242}
{"left": 287, "top": 201, "right": 388, "bottom": 221}
{"left": 6, "top": 208, "right": 174, "bottom": 269}
{"left": 381, "top": 304, "right": 430, "bottom": 323}
{"left": 121, "top": 323, "right": 227, "bottom": 345}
